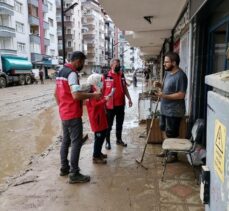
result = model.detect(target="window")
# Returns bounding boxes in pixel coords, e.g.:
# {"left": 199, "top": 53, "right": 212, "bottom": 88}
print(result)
{"left": 15, "top": 1, "right": 22, "bottom": 13}
{"left": 48, "top": 1, "right": 53, "bottom": 11}
{"left": 48, "top": 18, "right": 53, "bottom": 27}
{"left": 16, "top": 22, "right": 24, "bottom": 33}
{"left": 49, "top": 34, "right": 54, "bottom": 43}
{"left": 17, "top": 42, "right": 26, "bottom": 53}
{"left": 67, "top": 29, "right": 71, "bottom": 34}
{"left": 65, "top": 16, "right": 70, "bottom": 21}
{"left": 50, "top": 49, "right": 55, "bottom": 56}
{"left": 67, "top": 41, "right": 71, "bottom": 47}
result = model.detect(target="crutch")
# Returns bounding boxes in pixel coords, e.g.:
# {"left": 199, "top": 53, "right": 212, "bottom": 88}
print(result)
{"left": 136, "top": 75, "right": 165, "bottom": 170}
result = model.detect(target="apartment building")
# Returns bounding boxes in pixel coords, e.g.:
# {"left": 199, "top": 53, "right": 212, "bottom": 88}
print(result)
{"left": 0, "top": 0, "right": 58, "bottom": 69}
{"left": 82, "top": 0, "right": 106, "bottom": 74}
{"left": 56, "top": 0, "right": 82, "bottom": 62}
{"left": 28, "top": 0, "right": 58, "bottom": 65}
{"left": 0, "top": 0, "right": 16, "bottom": 57}
{"left": 104, "top": 15, "right": 114, "bottom": 66}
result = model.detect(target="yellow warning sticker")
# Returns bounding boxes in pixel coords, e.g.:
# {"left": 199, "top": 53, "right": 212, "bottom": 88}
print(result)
{"left": 214, "top": 119, "right": 226, "bottom": 182}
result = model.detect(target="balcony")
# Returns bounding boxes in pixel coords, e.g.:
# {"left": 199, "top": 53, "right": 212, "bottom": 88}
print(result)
{"left": 0, "top": 1, "right": 14, "bottom": 15}
{"left": 0, "top": 26, "right": 15, "bottom": 37}
{"left": 44, "top": 38, "right": 50, "bottom": 46}
{"left": 43, "top": 21, "right": 49, "bottom": 29}
{"left": 85, "top": 13, "right": 96, "bottom": 21}
{"left": 31, "top": 53, "right": 43, "bottom": 62}
{"left": 29, "top": 15, "right": 39, "bottom": 26}
{"left": 87, "top": 43, "right": 95, "bottom": 48}
{"left": 65, "top": 33, "right": 73, "bottom": 40}
{"left": 66, "top": 47, "right": 73, "bottom": 52}
{"left": 58, "top": 21, "right": 74, "bottom": 28}
{"left": 56, "top": 16, "right": 61, "bottom": 22}
{"left": 28, "top": 0, "right": 38, "bottom": 7}
{"left": 0, "top": 48, "right": 17, "bottom": 54}
{"left": 83, "top": 30, "right": 96, "bottom": 35}
{"left": 30, "top": 34, "right": 40, "bottom": 44}
{"left": 83, "top": 34, "right": 95, "bottom": 40}
{"left": 43, "top": 3, "right": 48, "bottom": 13}
{"left": 87, "top": 52, "right": 95, "bottom": 58}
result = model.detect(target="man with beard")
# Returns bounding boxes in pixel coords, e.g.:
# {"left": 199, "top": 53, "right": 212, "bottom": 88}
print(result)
{"left": 54, "top": 51, "right": 101, "bottom": 183}
{"left": 154, "top": 52, "right": 187, "bottom": 163}
{"left": 103, "top": 59, "right": 133, "bottom": 150}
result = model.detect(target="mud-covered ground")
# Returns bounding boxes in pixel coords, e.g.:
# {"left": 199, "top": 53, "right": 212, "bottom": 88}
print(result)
{"left": 0, "top": 78, "right": 203, "bottom": 211}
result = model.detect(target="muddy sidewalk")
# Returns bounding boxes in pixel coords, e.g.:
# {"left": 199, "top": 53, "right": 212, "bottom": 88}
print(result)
{"left": 0, "top": 83, "right": 203, "bottom": 211}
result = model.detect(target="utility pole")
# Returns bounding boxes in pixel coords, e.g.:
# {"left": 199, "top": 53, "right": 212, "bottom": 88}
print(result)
{"left": 60, "top": 1, "right": 78, "bottom": 64}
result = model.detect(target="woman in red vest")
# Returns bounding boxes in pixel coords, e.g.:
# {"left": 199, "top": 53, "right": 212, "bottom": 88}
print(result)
{"left": 86, "top": 74, "right": 112, "bottom": 164}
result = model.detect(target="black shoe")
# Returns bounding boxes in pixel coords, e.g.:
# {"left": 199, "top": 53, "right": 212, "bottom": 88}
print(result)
{"left": 93, "top": 156, "right": 107, "bottom": 164}
{"left": 100, "top": 152, "right": 107, "bottom": 159}
{"left": 60, "top": 167, "right": 70, "bottom": 176}
{"left": 68, "top": 172, "right": 91, "bottom": 184}
{"left": 105, "top": 142, "right": 111, "bottom": 150}
{"left": 116, "top": 139, "right": 127, "bottom": 147}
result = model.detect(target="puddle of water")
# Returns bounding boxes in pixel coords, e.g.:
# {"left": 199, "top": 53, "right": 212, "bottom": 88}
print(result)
{"left": 0, "top": 107, "right": 60, "bottom": 184}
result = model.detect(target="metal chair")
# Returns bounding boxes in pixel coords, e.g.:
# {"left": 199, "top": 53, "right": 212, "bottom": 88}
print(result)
{"left": 161, "top": 119, "right": 205, "bottom": 181}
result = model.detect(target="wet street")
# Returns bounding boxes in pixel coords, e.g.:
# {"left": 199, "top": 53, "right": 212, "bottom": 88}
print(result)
{"left": 0, "top": 79, "right": 204, "bottom": 211}
{"left": 0, "top": 81, "right": 60, "bottom": 184}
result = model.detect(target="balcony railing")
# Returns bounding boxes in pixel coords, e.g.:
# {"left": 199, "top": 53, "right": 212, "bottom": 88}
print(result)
{"left": 43, "top": 3, "right": 48, "bottom": 13}
{"left": 29, "top": 15, "right": 39, "bottom": 26}
{"left": 0, "top": 25, "right": 15, "bottom": 37}
{"left": 0, "top": 1, "right": 14, "bottom": 15}
{"left": 31, "top": 53, "right": 43, "bottom": 62}
{"left": 83, "top": 34, "right": 95, "bottom": 40}
{"left": 0, "top": 48, "right": 16, "bottom": 54}
{"left": 83, "top": 30, "right": 96, "bottom": 35}
{"left": 59, "top": 21, "right": 74, "bottom": 27}
{"left": 44, "top": 38, "right": 50, "bottom": 46}
{"left": 30, "top": 34, "right": 40, "bottom": 44}
{"left": 43, "top": 21, "right": 49, "bottom": 29}
{"left": 28, "top": 0, "right": 38, "bottom": 7}
{"left": 65, "top": 34, "right": 73, "bottom": 40}
{"left": 66, "top": 47, "right": 73, "bottom": 52}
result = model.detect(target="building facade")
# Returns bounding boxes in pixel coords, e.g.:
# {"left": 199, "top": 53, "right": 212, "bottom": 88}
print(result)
{"left": 56, "top": 0, "right": 82, "bottom": 63}
{"left": 0, "top": 0, "right": 58, "bottom": 69}
{"left": 82, "top": 0, "right": 106, "bottom": 74}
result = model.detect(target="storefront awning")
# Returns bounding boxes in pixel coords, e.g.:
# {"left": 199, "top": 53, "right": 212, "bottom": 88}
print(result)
{"left": 99, "top": 0, "right": 187, "bottom": 60}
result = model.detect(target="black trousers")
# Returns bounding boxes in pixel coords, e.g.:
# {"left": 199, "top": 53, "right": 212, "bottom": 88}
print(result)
{"left": 61, "top": 118, "right": 83, "bottom": 173}
{"left": 94, "top": 129, "right": 107, "bottom": 157}
{"left": 106, "top": 105, "right": 125, "bottom": 141}
{"left": 159, "top": 115, "right": 182, "bottom": 138}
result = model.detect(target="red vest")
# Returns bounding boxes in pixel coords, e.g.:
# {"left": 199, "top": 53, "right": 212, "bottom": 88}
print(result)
{"left": 86, "top": 86, "right": 108, "bottom": 132}
{"left": 103, "top": 70, "right": 126, "bottom": 109}
{"left": 56, "top": 64, "right": 82, "bottom": 120}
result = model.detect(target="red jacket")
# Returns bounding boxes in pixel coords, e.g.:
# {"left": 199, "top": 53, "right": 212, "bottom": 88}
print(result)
{"left": 103, "top": 70, "right": 126, "bottom": 109}
{"left": 56, "top": 64, "right": 82, "bottom": 120}
{"left": 86, "top": 86, "right": 108, "bottom": 132}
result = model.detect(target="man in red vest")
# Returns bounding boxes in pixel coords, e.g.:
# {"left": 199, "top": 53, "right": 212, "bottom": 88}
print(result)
{"left": 54, "top": 51, "right": 101, "bottom": 184}
{"left": 103, "top": 59, "right": 133, "bottom": 150}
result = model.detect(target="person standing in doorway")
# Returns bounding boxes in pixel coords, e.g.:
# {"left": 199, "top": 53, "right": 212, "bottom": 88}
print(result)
{"left": 54, "top": 51, "right": 101, "bottom": 184}
{"left": 155, "top": 52, "right": 187, "bottom": 163}
{"left": 103, "top": 59, "right": 133, "bottom": 150}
